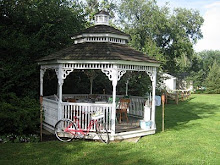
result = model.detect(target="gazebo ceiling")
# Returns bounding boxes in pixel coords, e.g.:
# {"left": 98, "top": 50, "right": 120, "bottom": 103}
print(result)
{"left": 38, "top": 42, "right": 159, "bottom": 66}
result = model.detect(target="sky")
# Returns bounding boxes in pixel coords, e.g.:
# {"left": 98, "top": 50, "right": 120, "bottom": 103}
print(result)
{"left": 157, "top": 0, "right": 220, "bottom": 52}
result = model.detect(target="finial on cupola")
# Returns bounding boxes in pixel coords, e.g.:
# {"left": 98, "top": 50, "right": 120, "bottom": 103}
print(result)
{"left": 94, "top": 10, "right": 110, "bottom": 25}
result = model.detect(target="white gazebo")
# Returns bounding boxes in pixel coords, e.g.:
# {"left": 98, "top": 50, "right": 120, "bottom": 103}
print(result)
{"left": 38, "top": 11, "right": 160, "bottom": 140}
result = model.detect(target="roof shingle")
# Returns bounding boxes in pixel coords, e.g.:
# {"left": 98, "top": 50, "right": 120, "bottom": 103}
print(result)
{"left": 38, "top": 42, "right": 159, "bottom": 63}
{"left": 39, "top": 42, "right": 158, "bottom": 63}
{"left": 75, "top": 25, "right": 130, "bottom": 38}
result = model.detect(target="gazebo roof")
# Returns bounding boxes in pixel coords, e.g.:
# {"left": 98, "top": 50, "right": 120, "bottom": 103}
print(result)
{"left": 38, "top": 10, "right": 160, "bottom": 67}
{"left": 73, "top": 25, "right": 130, "bottom": 38}
{"left": 96, "top": 10, "right": 110, "bottom": 15}
{"left": 38, "top": 42, "right": 159, "bottom": 65}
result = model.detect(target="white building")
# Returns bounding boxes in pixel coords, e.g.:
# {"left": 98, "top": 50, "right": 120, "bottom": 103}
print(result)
{"left": 161, "top": 73, "right": 177, "bottom": 91}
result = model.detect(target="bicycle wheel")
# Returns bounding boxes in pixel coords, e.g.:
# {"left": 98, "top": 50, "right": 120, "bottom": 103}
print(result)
{"left": 55, "top": 119, "right": 77, "bottom": 142}
{"left": 96, "top": 121, "right": 110, "bottom": 144}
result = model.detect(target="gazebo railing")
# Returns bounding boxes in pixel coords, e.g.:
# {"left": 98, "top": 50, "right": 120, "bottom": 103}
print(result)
{"left": 43, "top": 94, "right": 148, "bottom": 133}
{"left": 62, "top": 94, "right": 147, "bottom": 117}
{"left": 43, "top": 98, "right": 58, "bottom": 127}
{"left": 62, "top": 102, "right": 112, "bottom": 132}
{"left": 129, "top": 96, "right": 146, "bottom": 116}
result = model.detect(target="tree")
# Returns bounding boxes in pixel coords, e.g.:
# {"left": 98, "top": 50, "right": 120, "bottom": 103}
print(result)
{"left": 0, "top": 0, "right": 86, "bottom": 98}
{"left": 0, "top": 0, "right": 87, "bottom": 134}
{"left": 197, "top": 50, "right": 220, "bottom": 73}
{"left": 118, "top": 0, "right": 204, "bottom": 75}
{"left": 187, "top": 50, "right": 220, "bottom": 89}
{"left": 118, "top": 0, "right": 166, "bottom": 61}
{"left": 204, "top": 61, "right": 220, "bottom": 94}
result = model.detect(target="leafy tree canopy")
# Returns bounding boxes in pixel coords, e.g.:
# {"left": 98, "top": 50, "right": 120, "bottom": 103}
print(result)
{"left": 204, "top": 61, "right": 220, "bottom": 94}
{"left": 187, "top": 50, "right": 220, "bottom": 89}
{"left": 117, "top": 0, "right": 204, "bottom": 75}
{"left": 0, "top": 0, "right": 86, "bottom": 98}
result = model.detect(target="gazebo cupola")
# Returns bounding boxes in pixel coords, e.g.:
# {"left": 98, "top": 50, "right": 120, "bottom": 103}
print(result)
{"left": 94, "top": 10, "right": 110, "bottom": 25}
{"left": 72, "top": 10, "right": 130, "bottom": 45}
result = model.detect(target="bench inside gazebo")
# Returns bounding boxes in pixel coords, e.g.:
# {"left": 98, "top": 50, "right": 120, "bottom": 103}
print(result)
{"left": 38, "top": 11, "right": 160, "bottom": 141}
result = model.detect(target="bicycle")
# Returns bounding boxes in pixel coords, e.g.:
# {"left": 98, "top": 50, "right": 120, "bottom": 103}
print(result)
{"left": 55, "top": 110, "right": 110, "bottom": 144}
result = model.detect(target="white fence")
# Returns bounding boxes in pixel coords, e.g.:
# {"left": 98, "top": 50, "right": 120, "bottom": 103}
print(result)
{"left": 62, "top": 94, "right": 147, "bottom": 117}
{"left": 62, "top": 102, "right": 112, "bottom": 132}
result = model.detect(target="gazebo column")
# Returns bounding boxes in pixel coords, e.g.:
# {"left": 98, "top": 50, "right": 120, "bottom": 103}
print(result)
{"left": 102, "top": 65, "right": 126, "bottom": 136}
{"left": 39, "top": 67, "right": 46, "bottom": 141}
{"left": 146, "top": 68, "right": 157, "bottom": 130}
{"left": 57, "top": 80, "right": 63, "bottom": 120}
{"left": 40, "top": 68, "right": 46, "bottom": 97}
{"left": 85, "top": 70, "right": 97, "bottom": 95}
{"left": 125, "top": 80, "right": 129, "bottom": 96}
{"left": 55, "top": 65, "right": 74, "bottom": 121}
{"left": 56, "top": 66, "right": 64, "bottom": 121}
{"left": 111, "top": 76, "right": 117, "bottom": 136}
{"left": 151, "top": 69, "right": 157, "bottom": 129}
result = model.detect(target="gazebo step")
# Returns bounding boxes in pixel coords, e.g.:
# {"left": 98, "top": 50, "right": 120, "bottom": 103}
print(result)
{"left": 114, "top": 128, "right": 155, "bottom": 140}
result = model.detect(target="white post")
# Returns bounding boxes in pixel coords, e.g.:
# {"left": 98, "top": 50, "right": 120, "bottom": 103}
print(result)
{"left": 90, "top": 77, "right": 93, "bottom": 95}
{"left": 111, "top": 65, "right": 118, "bottom": 136}
{"left": 40, "top": 69, "right": 44, "bottom": 96}
{"left": 39, "top": 68, "right": 45, "bottom": 142}
{"left": 57, "top": 85, "right": 59, "bottom": 97}
{"left": 102, "top": 65, "right": 126, "bottom": 136}
{"left": 144, "top": 106, "right": 151, "bottom": 121}
{"left": 57, "top": 65, "right": 64, "bottom": 121}
{"left": 151, "top": 69, "right": 157, "bottom": 129}
{"left": 125, "top": 79, "right": 129, "bottom": 96}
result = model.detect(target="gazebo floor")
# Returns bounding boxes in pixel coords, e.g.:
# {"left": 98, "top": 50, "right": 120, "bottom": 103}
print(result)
{"left": 115, "top": 115, "right": 142, "bottom": 133}
{"left": 113, "top": 115, "right": 155, "bottom": 140}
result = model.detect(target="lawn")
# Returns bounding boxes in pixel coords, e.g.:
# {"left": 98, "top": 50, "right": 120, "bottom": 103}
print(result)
{"left": 0, "top": 94, "right": 220, "bottom": 165}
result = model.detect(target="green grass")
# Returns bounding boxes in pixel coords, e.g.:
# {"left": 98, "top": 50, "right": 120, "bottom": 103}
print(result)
{"left": 1, "top": 94, "right": 220, "bottom": 165}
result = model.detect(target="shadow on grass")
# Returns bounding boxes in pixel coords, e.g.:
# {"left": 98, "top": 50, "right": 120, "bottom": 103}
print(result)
{"left": 155, "top": 96, "right": 219, "bottom": 132}
{"left": 69, "top": 142, "right": 154, "bottom": 164}
{"left": 0, "top": 140, "right": 156, "bottom": 165}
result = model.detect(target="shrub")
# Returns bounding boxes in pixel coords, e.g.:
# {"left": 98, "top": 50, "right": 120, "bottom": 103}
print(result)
{"left": 0, "top": 134, "right": 40, "bottom": 143}
{"left": 204, "top": 61, "right": 220, "bottom": 94}
{"left": 0, "top": 93, "right": 40, "bottom": 135}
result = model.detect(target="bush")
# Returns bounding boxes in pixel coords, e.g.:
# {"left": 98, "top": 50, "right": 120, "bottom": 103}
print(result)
{"left": 0, "top": 93, "right": 40, "bottom": 135}
{"left": 204, "top": 61, "right": 220, "bottom": 94}
{"left": 0, "top": 134, "right": 40, "bottom": 143}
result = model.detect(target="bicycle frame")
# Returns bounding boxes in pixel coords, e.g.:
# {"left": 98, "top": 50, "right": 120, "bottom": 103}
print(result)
{"left": 65, "top": 116, "right": 99, "bottom": 137}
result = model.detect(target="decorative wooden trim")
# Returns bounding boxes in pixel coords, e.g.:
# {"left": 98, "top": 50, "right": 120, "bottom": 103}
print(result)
{"left": 63, "top": 63, "right": 157, "bottom": 72}
{"left": 74, "top": 36, "right": 127, "bottom": 44}
{"left": 71, "top": 33, "right": 130, "bottom": 42}
{"left": 38, "top": 60, "right": 160, "bottom": 68}
{"left": 101, "top": 68, "right": 126, "bottom": 81}
{"left": 146, "top": 71, "right": 153, "bottom": 81}
{"left": 63, "top": 68, "right": 74, "bottom": 79}
{"left": 40, "top": 63, "right": 157, "bottom": 82}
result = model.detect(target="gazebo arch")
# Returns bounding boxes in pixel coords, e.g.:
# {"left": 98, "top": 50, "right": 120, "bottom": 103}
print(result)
{"left": 38, "top": 11, "right": 160, "bottom": 140}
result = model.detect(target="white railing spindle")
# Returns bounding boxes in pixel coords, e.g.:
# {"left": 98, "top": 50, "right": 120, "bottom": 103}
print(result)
{"left": 61, "top": 102, "right": 112, "bottom": 132}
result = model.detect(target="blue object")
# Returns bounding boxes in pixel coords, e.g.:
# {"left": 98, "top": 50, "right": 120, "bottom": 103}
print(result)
{"left": 140, "top": 120, "right": 152, "bottom": 130}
